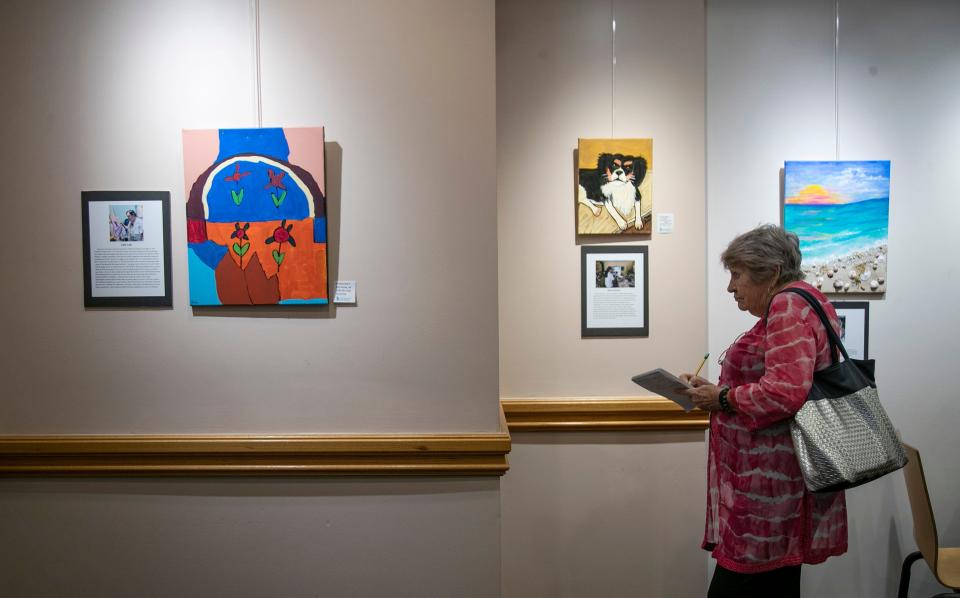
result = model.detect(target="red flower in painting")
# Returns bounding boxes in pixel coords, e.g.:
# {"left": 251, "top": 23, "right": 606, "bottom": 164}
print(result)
{"left": 230, "top": 222, "right": 250, "bottom": 240}
{"left": 224, "top": 163, "right": 251, "bottom": 183}
{"left": 264, "top": 169, "right": 286, "bottom": 190}
{"left": 265, "top": 220, "right": 296, "bottom": 247}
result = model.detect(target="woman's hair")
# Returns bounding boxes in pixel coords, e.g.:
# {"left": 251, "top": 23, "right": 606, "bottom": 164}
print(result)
{"left": 721, "top": 224, "right": 804, "bottom": 285}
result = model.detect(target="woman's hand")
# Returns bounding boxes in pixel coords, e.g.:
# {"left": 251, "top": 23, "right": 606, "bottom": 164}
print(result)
{"left": 678, "top": 373, "right": 710, "bottom": 387}
{"left": 683, "top": 383, "right": 723, "bottom": 412}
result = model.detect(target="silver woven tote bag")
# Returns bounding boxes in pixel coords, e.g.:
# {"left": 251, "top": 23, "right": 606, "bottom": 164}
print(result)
{"left": 780, "top": 288, "right": 907, "bottom": 493}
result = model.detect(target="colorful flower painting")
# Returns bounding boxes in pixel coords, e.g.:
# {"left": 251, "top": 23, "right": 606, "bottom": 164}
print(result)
{"left": 784, "top": 160, "right": 890, "bottom": 294}
{"left": 183, "top": 127, "right": 328, "bottom": 305}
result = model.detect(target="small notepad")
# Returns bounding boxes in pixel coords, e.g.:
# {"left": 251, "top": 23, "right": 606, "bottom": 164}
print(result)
{"left": 631, "top": 368, "right": 695, "bottom": 411}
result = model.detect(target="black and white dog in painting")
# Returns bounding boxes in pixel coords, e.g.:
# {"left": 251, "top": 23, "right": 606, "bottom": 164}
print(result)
{"left": 578, "top": 153, "right": 648, "bottom": 231}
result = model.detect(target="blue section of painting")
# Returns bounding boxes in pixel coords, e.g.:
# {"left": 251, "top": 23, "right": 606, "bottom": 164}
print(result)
{"left": 188, "top": 246, "right": 222, "bottom": 305}
{"left": 217, "top": 128, "right": 289, "bottom": 162}
{"left": 190, "top": 240, "right": 228, "bottom": 270}
{"left": 279, "top": 298, "right": 329, "bottom": 305}
{"left": 207, "top": 159, "right": 311, "bottom": 223}
{"left": 313, "top": 217, "right": 327, "bottom": 243}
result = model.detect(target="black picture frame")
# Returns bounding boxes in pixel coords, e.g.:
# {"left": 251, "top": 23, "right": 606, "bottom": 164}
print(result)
{"left": 81, "top": 191, "right": 173, "bottom": 308}
{"left": 832, "top": 301, "right": 869, "bottom": 359}
{"left": 581, "top": 245, "right": 649, "bottom": 337}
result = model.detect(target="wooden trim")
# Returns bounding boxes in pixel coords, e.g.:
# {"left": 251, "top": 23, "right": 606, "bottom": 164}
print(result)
{"left": 0, "top": 397, "right": 708, "bottom": 476}
{"left": 501, "top": 397, "right": 709, "bottom": 431}
{"left": 0, "top": 423, "right": 511, "bottom": 476}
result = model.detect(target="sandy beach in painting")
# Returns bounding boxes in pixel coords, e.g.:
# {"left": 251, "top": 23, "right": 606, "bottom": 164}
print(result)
{"left": 802, "top": 243, "right": 887, "bottom": 294}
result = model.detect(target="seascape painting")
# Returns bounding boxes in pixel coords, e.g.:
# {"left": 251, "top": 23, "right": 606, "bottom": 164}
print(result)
{"left": 183, "top": 127, "right": 328, "bottom": 305}
{"left": 577, "top": 138, "right": 653, "bottom": 235}
{"left": 783, "top": 160, "right": 890, "bottom": 294}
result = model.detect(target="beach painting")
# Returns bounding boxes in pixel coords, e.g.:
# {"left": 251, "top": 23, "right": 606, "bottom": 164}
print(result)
{"left": 783, "top": 160, "right": 889, "bottom": 293}
{"left": 183, "top": 127, "right": 328, "bottom": 305}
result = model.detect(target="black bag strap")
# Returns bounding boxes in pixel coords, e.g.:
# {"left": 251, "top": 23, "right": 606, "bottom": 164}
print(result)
{"left": 773, "top": 287, "right": 850, "bottom": 365}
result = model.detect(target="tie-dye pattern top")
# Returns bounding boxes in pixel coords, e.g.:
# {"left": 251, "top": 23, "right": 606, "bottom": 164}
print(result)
{"left": 703, "top": 281, "right": 848, "bottom": 573}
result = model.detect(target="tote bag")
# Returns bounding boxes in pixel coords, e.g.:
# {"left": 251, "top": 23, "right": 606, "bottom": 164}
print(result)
{"left": 779, "top": 287, "right": 907, "bottom": 493}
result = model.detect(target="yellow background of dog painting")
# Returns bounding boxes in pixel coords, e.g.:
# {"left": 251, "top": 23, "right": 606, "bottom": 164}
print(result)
{"left": 576, "top": 138, "right": 654, "bottom": 235}
{"left": 577, "top": 139, "right": 653, "bottom": 169}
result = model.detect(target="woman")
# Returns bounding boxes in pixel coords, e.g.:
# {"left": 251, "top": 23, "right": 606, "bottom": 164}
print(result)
{"left": 681, "top": 225, "right": 847, "bottom": 598}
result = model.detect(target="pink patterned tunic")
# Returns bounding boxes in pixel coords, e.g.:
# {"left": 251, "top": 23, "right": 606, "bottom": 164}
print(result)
{"left": 704, "top": 281, "right": 848, "bottom": 573}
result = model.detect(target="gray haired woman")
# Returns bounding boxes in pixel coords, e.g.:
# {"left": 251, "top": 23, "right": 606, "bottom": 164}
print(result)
{"left": 681, "top": 224, "right": 848, "bottom": 598}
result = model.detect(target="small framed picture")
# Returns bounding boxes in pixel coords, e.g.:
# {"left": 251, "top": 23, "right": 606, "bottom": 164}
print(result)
{"left": 581, "top": 245, "right": 649, "bottom": 337}
{"left": 833, "top": 301, "right": 869, "bottom": 359}
{"left": 82, "top": 191, "right": 172, "bottom": 307}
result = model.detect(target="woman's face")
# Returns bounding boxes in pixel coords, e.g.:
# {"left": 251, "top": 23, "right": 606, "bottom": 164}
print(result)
{"left": 726, "top": 266, "right": 772, "bottom": 317}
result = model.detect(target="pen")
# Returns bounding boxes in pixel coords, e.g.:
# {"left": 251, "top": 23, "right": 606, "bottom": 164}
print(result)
{"left": 693, "top": 352, "right": 709, "bottom": 378}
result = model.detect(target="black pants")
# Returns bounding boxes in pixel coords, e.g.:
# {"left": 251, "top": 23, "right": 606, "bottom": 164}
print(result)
{"left": 707, "top": 564, "right": 801, "bottom": 598}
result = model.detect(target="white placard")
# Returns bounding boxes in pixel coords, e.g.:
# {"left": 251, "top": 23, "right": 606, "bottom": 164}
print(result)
{"left": 334, "top": 281, "right": 357, "bottom": 304}
{"left": 88, "top": 200, "right": 166, "bottom": 298}
{"left": 581, "top": 247, "right": 648, "bottom": 336}
{"left": 655, "top": 213, "right": 674, "bottom": 234}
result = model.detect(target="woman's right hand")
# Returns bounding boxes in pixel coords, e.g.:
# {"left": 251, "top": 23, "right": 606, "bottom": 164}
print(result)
{"left": 679, "top": 373, "right": 709, "bottom": 387}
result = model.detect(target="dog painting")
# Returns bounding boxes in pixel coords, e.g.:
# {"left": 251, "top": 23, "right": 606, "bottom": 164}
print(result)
{"left": 577, "top": 138, "right": 653, "bottom": 235}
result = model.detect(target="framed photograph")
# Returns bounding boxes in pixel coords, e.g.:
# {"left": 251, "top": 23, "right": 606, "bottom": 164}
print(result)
{"left": 581, "top": 245, "right": 648, "bottom": 337}
{"left": 833, "top": 301, "right": 869, "bottom": 359}
{"left": 82, "top": 191, "right": 172, "bottom": 307}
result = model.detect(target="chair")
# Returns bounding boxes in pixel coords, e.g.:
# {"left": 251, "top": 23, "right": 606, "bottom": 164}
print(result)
{"left": 897, "top": 443, "right": 960, "bottom": 598}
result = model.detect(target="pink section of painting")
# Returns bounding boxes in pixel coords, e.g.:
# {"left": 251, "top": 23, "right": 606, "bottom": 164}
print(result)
{"left": 181, "top": 129, "right": 219, "bottom": 197}
{"left": 284, "top": 127, "right": 326, "bottom": 196}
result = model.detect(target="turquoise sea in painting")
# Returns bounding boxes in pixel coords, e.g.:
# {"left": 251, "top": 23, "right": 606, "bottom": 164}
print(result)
{"left": 784, "top": 197, "right": 889, "bottom": 262}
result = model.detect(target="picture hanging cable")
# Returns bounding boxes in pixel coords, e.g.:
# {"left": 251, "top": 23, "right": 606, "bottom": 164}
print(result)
{"left": 834, "top": 0, "right": 840, "bottom": 160}
{"left": 254, "top": 0, "right": 263, "bottom": 128}
{"left": 611, "top": 1, "right": 616, "bottom": 137}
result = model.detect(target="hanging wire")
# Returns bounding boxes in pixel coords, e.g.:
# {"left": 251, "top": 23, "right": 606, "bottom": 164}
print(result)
{"left": 834, "top": 0, "right": 840, "bottom": 160}
{"left": 254, "top": 0, "right": 263, "bottom": 127}
{"left": 611, "top": 1, "right": 616, "bottom": 137}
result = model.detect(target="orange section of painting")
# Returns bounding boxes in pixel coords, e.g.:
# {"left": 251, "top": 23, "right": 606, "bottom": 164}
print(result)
{"left": 206, "top": 220, "right": 328, "bottom": 301}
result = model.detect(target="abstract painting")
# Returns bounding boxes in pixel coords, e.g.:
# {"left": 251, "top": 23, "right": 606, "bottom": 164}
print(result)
{"left": 784, "top": 160, "right": 890, "bottom": 294}
{"left": 183, "top": 127, "right": 328, "bottom": 305}
{"left": 576, "top": 138, "right": 653, "bottom": 235}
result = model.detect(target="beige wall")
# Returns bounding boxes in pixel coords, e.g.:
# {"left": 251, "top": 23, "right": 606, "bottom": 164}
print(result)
{"left": 497, "top": 0, "right": 708, "bottom": 595}
{"left": 502, "top": 432, "right": 707, "bottom": 598}
{"left": 0, "top": 0, "right": 499, "bottom": 435}
{"left": 0, "top": 1, "right": 501, "bottom": 596}
{"left": 498, "top": 0, "right": 707, "bottom": 397}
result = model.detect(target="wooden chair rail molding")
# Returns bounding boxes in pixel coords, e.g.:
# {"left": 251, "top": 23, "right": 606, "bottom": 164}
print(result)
{"left": 0, "top": 399, "right": 706, "bottom": 476}
{"left": 0, "top": 433, "right": 512, "bottom": 476}
{"left": 0, "top": 407, "right": 513, "bottom": 477}
{"left": 501, "top": 397, "right": 709, "bottom": 431}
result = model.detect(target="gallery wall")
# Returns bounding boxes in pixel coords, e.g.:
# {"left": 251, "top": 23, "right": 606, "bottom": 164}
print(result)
{"left": 496, "top": 0, "right": 708, "bottom": 595}
{"left": 0, "top": 1, "right": 501, "bottom": 596}
{"left": 0, "top": 0, "right": 499, "bottom": 435}
{"left": 707, "top": 0, "right": 960, "bottom": 596}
